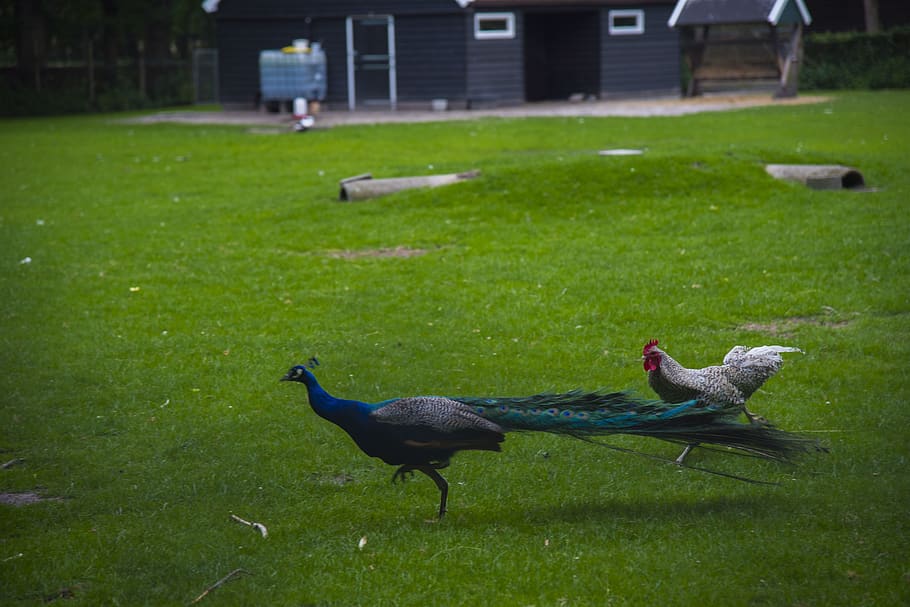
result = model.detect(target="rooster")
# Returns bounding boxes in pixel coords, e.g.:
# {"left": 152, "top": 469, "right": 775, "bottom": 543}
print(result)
{"left": 642, "top": 339, "right": 803, "bottom": 463}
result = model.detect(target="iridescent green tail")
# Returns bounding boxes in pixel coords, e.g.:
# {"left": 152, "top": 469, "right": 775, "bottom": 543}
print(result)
{"left": 453, "top": 390, "right": 821, "bottom": 463}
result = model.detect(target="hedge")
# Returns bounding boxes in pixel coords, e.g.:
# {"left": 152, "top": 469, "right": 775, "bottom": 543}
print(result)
{"left": 801, "top": 26, "right": 910, "bottom": 90}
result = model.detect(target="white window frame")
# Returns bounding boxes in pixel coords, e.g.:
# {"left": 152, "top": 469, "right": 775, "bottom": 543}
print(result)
{"left": 608, "top": 9, "right": 645, "bottom": 35}
{"left": 474, "top": 12, "right": 516, "bottom": 40}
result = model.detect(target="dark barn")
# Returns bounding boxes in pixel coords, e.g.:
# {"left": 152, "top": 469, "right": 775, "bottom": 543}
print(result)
{"left": 211, "top": 0, "right": 682, "bottom": 110}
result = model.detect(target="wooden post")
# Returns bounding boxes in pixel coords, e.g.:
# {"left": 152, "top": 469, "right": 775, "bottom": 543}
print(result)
{"left": 775, "top": 23, "right": 802, "bottom": 99}
{"left": 685, "top": 25, "right": 709, "bottom": 97}
{"left": 864, "top": 0, "right": 881, "bottom": 33}
{"left": 86, "top": 31, "right": 96, "bottom": 105}
{"left": 32, "top": 37, "right": 41, "bottom": 92}
{"left": 771, "top": 23, "right": 783, "bottom": 75}
{"left": 137, "top": 39, "right": 146, "bottom": 99}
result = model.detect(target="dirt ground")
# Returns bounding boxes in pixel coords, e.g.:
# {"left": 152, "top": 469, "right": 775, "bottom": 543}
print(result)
{"left": 129, "top": 94, "right": 828, "bottom": 129}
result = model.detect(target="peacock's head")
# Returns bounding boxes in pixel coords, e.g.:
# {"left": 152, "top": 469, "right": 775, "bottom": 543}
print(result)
{"left": 281, "top": 366, "right": 310, "bottom": 383}
{"left": 281, "top": 357, "right": 320, "bottom": 383}
{"left": 642, "top": 339, "right": 662, "bottom": 372}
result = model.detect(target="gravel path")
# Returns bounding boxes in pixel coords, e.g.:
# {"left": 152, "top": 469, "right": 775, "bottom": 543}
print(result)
{"left": 129, "top": 94, "right": 827, "bottom": 129}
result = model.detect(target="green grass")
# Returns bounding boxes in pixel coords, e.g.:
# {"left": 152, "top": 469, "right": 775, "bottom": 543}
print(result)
{"left": 1, "top": 91, "right": 908, "bottom": 606}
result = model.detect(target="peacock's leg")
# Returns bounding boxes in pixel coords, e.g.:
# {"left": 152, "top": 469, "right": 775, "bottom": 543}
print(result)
{"left": 390, "top": 464, "right": 449, "bottom": 518}
{"left": 415, "top": 465, "right": 449, "bottom": 519}
{"left": 391, "top": 465, "right": 416, "bottom": 484}
{"left": 675, "top": 443, "right": 697, "bottom": 465}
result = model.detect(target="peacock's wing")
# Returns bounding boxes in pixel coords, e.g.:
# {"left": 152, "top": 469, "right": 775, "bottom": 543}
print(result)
{"left": 370, "top": 396, "right": 503, "bottom": 438}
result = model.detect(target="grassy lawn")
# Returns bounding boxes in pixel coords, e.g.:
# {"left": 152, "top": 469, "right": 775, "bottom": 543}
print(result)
{"left": 1, "top": 91, "right": 908, "bottom": 606}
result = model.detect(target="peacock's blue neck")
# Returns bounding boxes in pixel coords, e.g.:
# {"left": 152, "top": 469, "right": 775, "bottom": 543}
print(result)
{"left": 300, "top": 371, "right": 375, "bottom": 427}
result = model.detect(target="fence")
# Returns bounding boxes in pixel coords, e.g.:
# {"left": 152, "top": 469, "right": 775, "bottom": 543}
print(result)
{"left": 0, "top": 52, "right": 218, "bottom": 116}
{"left": 193, "top": 49, "right": 219, "bottom": 104}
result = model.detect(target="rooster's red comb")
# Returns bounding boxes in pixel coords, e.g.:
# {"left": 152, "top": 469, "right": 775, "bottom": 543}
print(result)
{"left": 643, "top": 339, "right": 659, "bottom": 355}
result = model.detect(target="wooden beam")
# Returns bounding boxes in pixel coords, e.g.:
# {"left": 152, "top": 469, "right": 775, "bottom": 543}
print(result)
{"left": 775, "top": 23, "right": 802, "bottom": 98}
{"left": 685, "top": 25, "right": 709, "bottom": 97}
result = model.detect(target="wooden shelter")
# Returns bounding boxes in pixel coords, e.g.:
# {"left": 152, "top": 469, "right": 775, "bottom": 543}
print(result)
{"left": 668, "top": 0, "right": 812, "bottom": 97}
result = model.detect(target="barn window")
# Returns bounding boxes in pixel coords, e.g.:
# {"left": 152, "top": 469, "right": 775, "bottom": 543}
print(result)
{"left": 608, "top": 10, "right": 644, "bottom": 35}
{"left": 474, "top": 13, "right": 516, "bottom": 39}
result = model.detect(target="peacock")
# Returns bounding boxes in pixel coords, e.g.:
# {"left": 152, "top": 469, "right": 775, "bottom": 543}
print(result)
{"left": 282, "top": 359, "right": 819, "bottom": 518}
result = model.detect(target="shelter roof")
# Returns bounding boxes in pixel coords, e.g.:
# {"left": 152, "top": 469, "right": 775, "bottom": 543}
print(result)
{"left": 667, "top": 0, "right": 811, "bottom": 27}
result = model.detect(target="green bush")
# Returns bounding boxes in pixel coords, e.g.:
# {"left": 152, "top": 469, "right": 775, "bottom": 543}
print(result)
{"left": 0, "top": 64, "right": 193, "bottom": 117}
{"left": 802, "top": 26, "right": 910, "bottom": 90}
{"left": 0, "top": 85, "right": 93, "bottom": 116}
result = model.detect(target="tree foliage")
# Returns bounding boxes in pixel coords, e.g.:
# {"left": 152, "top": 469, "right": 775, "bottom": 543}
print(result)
{"left": 802, "top": 26, "right": 910, "bottom": 90}
{"left": 0, "top": 0, "right": 214, "bottom": 114}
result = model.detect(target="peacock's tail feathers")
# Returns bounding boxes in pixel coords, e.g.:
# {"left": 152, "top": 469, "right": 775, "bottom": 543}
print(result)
{"left": 453, "top": 391, "right": 822, "bottom": 463}
{"left": 454, "top": 391, "right": 696, "bottom": 432}
{"left": 612, "top": 416, "right": 826, "bottom": 462}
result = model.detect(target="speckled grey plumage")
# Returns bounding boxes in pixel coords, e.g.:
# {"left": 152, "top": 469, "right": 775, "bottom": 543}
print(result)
{"left": 371, "top": 396, "right": 504, "bottom": 435}
{"left": 646, "top": 343, "right": 802, "bottom": 412}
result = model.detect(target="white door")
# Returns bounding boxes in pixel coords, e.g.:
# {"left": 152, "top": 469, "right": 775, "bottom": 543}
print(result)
{"left": 346, "top": 15, "right": 397, "bottom": 110}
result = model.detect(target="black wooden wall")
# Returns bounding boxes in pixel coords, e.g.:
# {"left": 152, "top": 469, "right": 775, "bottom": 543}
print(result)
{"left": 600, "top": 4, "right": 680, "bottom": 97}
{"left": 395, "top": 14, "right": 469, "bottom": 105}
{"left": 215, "top": 1, "right": 681, "bottom": 108}
{"left": 216, "top": 0, "right": 468, "bottom": 108}
{"left": 466, "top": 12, "right": 525, "bottom": 107}
{"left": 216, "top": 0, "right": 460, "bottom": 19}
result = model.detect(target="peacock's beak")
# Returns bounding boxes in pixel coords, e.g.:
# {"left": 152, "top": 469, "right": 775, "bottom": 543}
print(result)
{"left": 281, "top": 368, "right": 302, "bottom": 382}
